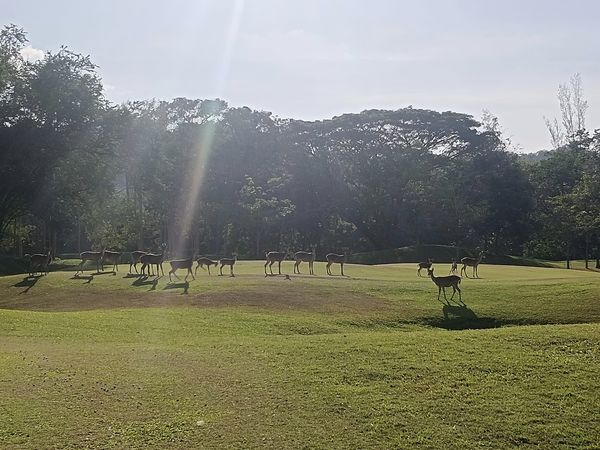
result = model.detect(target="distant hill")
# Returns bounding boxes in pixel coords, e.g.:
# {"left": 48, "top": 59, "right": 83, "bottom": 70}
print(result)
{"left": 516, "top": 149, "right": 555, "bottom": 164}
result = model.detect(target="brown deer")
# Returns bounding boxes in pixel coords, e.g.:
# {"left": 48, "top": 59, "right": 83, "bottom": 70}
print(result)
{"left": 168, "top": 257, "right": 195, "bottom": 282}
{"left": 140, "top": 245, "right": 166, "bottom": 277}
{"left": 449, "top": 258, "right": 458, "bottom": 275}
{"left": 195, "top": 256, "right": 218, "bottom": 276}
{"left": 27, "top": 251, "right": 52, "bottom": 276}
{"left": 76, "top": 250, "right": 103, "bottom": 274}
{"left": 417, "top": 258, "right": 432, "bottom": 277}
{"left": 101, "top": 250, "right": 121, "bottom": 273}
{"left": 219, "top": 254, "right": 237, "bottom": 277}
{"left": 294, "top": 246, "right": 316, "bottom": 275}
{"left": 129, "top": 251, "right": 147, "bottom": 274}
{"left": 427, "top": 267, "right": 462, "bottom": 304}
{"left": 460, "top": 251, "right": 484, "bottom": 278}
{"left": 264, "top": 251, "right": 287, "bottom": 276}
{"left": 326, "top": 253, "right": 345, "bottom": 276}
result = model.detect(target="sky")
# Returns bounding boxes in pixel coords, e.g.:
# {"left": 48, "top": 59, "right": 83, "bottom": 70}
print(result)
{"left": 3, "top": 0, "right": 600, "bottom": 152}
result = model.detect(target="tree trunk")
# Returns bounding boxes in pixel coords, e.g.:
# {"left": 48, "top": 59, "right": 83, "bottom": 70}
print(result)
{"left": 585, "top": 232, "right": 590, "bottom": 269}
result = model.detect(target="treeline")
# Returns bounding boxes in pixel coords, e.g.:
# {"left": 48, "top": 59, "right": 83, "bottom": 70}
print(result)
{"left": 1, "top": 25, "right": 599, "bottom": 263}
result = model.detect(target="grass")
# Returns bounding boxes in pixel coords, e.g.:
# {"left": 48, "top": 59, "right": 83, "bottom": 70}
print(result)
{"left": 1, "top": 261, "right": 599, "bottom": 448}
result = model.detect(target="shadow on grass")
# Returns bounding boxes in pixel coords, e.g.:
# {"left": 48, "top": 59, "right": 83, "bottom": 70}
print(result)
{"left": 422, "top": 303, "right": 506, "bottom": 330}
{"left": 131, "top": 276, "right": 159, "bottom": 291}
{"left": 123, "top": 273, "right": 144, "bottom": 278}
{"left": 164, "top": 281, "right": 189, "bottom": 294}
{"left": 71, "top": 274, "right": 94, "bottom": 283}
{"left": 13, "top": 275, "right": 42, "bottom": 293}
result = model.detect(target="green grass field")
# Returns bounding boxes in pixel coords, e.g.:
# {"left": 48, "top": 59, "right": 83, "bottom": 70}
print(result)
{"left": 1, "top": 262, "right": 599, "bottom": 449}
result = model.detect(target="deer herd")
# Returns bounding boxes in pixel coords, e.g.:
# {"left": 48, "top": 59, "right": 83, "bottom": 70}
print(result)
{"left": 25, "top": 247, "right": 486, "bottom": 303}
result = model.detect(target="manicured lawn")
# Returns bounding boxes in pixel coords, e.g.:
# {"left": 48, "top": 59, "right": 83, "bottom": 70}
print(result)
{"left": 1, "top": 262, "right": 599, "bottom": 448}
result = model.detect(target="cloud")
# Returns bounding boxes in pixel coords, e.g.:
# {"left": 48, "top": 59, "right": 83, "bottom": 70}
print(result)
{"left": 20, "top": 46, "right": 45, "bottom": 62}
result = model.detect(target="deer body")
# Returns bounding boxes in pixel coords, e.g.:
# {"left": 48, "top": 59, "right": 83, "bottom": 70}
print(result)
{"left": 76, "top": 251, "right": 103, "bottom": 274}
{"left": 28, "top": 252, "right": 51, "bottom": 276}
{"left": 219, "top": 254, "right": 237, "bottom": 277}
{"left": 461, "top": 252, "right": 484, "bottom": 278}
{"left": 326, "top": 253, "right": 345, "bottom": 276}
{"left": 101, "top": 250, "right": 121, "bottom": 272}
{"left": 427, "top": 268, "right": 462, "bottom": 304}
{"left": 417, "top": 259, "right": 432, "bottom": 277}
{"left": 129, "top": 251, "right": 147, "bottom": 274}
{"left": 140, "top": 250, "right": 165, "bottom": 277}
{"left": 294, "top": 247, "right": 316, "bottom": 275}
{"left": 195, "top": 257, "right": 218, "bottom": 276}
{"left": 264, "top": 251, "right": 287, "bottom": 276}
{"left": 168, "top": 258, "right": 195, "bottom": 282}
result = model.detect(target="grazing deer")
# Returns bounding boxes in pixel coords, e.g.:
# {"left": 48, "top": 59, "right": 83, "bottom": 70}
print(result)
{"left": 219, "top": 254, "right": 237, "bottom": 277}
{"left": 76, "top": 250, "right": 103, "bottom": 274}
{"left": 326, "top": 253, "right": 345, "bottom": 276}
{"left": 264, "top": 251, "right": 287, "bottom": 276}
{"left": 129, "top": 251, "right": 147, "bottom": 274}
{"left": 294, "top": 246, "right": 316, "bottom": 275}
{"left": 195, "top": 256, "right": 218, "bottom": 276}
{"left": 449, "top": 259, "right": 458, "bottom": 275}
{"left": 427, "top": 267, "right": 462, "bottom": 304}
{"left": 417, "top": 258, "right": 433, "bottom": 277}
{"left": 168, "top": 257, "right": 195, "bottom": 282}
{"left": 27, "top": 251, "right": 51, "bottom": 276}
{"left": 460, "top": 251, "right": 484, "bottom": 278}
{"left": 101, "top": 250, "right": 121, "bottom": 273}
{"left": 140, "top": 245, "right": 166, "bottom": 277}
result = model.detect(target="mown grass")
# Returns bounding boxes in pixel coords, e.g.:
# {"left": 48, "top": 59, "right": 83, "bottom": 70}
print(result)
{"left": 1, "top": 262, "right": 599, "bottom": 449}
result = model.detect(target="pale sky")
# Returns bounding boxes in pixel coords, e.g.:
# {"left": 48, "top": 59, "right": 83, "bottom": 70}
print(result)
{"left": 3, "top": 0, "right": 600, "bottom": 151}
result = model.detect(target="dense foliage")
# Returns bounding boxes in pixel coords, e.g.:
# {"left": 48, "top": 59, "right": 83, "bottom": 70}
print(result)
{"left": 1, "top": 25, "right": 599, "bottom": 262}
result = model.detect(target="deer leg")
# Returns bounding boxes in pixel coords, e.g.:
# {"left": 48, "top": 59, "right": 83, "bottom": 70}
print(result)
{"left": 219, "top": 264, "right": 224, "bottom": 276}
{"left": 189, "top": 267, "right": 195, "bottom": 281}
{"left": 230, "top": 265, "right": 235, "bottom": 277}
{"left": 264, "top": 261, "right": 269, "bottom": 275}
{"left": 294, "top": 261, "right": 300, "bottom": 274}
{"left": 270, "top": 261, "right": 275, "bottom": 275}
{"left": 278, "top": 260, "right": 281, "bottom": 275}
{"left": 455, "top": 284, "right": 462, "bottom": 303}
{"left": 442, "top": 287, "right": 448, "bottom": 302}
{"left": 207, "top": 265, "right": 211, "bottom": 276}
{"left": 326, "top": 262, "right": 331, "bottom": 275}
{"left": 341, "top": 262, "right": 344, "bottom": 276}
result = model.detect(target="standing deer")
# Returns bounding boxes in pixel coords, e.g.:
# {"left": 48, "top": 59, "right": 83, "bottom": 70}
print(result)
{"left": 76, "top": 250, "right": 103, "bottom": 275}
{"left": 427, "top": 267, "right": 462, "bottom": 304}
{"left": 168, "top": 257, "right": 195, "bottom": 282}
{"left": 449, "top": 258, "right": 458, "bottom": 275}
{"left": 129, "top": 251, "right": 147, "bottom": 274}
{"left": 264, "top": 251, "right": 287, "bottom": 276}
{"left": 417, "top": 258, "right": 433, "bottom": 277}
{"left": 294, "top": 246, "right": 316, "bottom": 275}
{"left": 140, "top": 245, "right": 166, "bottom": 277}
{"left": 101, "top": 250, "right": 121, "bottom": 273}
{"left": 195, "top": 256, "right": 218, "bottom": 276}
{"left": 326, "top": 253, "right": 345, "bottom": 276}
{"left": 219, "top": 254, "right": 237, "bottom": 277}
{"left": 27, "top": 251, "right": 52, "bottom": 276}
{"left": 461, "top": 251, "right": 484, "bottom": 278}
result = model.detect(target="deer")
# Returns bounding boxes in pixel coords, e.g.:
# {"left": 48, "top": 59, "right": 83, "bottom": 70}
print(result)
{"left": 460, "top": 251, "right": 484, "bottom": 278}
{"left": 26, "top": 251, "right": 52, "bottom": 276}
{"left": 427, "top": 267, "right": 462, "bottom": 304}
{"left": 449, "top": 258, "right": 458, "bottom": 275}
{"left": 294, "top": 246, "right": 316, "bottom": 275}
{"left": 140, "top": 245, "right": 166, "bottom": 277}
{"left": 101, "top": 250, "right": 121, "bottom": 273}
{"left": 168, "top": 257, "right": 195, "bottom": 282}
{"left": 76, "top": 250, "right": 104, "bottom": 275}
{"left": 195, "top": 256, "right": 219, "bottom": 276}
{"left": 326, "top": 253, "right": 345, "bottom": 276}
{"left": 219, "top": 254, "right": 237, "bottom": 277}
{"left": 417, "top": 258, "right": 433, "bottom": 277}
{"left": 264, "top": 251, "right": 287, "bottom": 276}
{"left": 129, "top": 251, "right": 147, "bottom": 274}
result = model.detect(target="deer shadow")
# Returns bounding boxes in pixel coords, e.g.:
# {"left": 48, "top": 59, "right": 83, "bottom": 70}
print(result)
{"left": 13, "top": 275, "right": 42, "bottom": 293}
{"left": 164, "top": 281, "right": 189, "bottom": 294}
{"left": 123, "top": 273, "right": 144, "bottom": 278}
{"left": 424, "top": 303, "right": 502, "bottom": 330}
{"left": 71, "top": 274, "right": 94, "bottom": 284}
{"left": 131, "top": 276, "right": 159, "bottom": 291}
